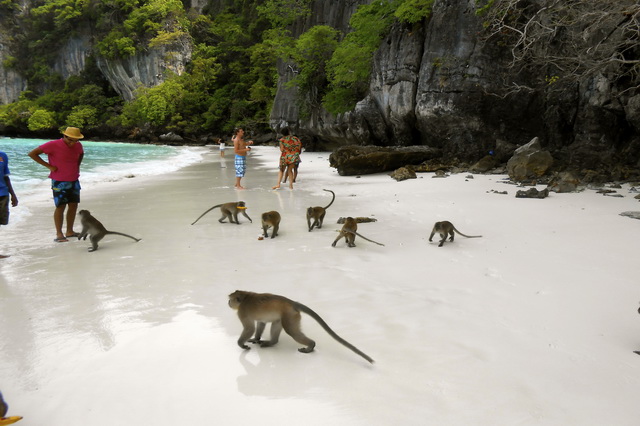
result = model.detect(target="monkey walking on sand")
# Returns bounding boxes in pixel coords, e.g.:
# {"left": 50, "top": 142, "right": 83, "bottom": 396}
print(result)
{"left": 332, "top": 217, "right": 384, "bottom": 247}
{"left": 261, "top": 211, "right": 281, "bottom": 239}
{"left": 191, "top": 201, "right": 252, "bottom": 225}
{"left": 306, "top": 189, "right": 335, "bottom": 231}
{"left": 428, "top": 220, "right": 482, "bottom": 247}
{"left": 77, "top": 210, "right": 141, "bottom": 252}
{"left": 228, "top": 290, "right": 374, "bottom": 363}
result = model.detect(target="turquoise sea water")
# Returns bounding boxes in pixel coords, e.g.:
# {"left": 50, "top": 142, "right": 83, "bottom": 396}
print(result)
{"left": 0, "top": 137, "right": 206, "bottom": 198}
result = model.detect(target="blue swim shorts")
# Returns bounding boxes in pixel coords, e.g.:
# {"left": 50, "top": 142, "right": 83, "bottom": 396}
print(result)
{"left": 235, "top": 155, "right": 246, "bottom": 177}
{"left": 51, "top": 180, "right": 81, "bottom": 207}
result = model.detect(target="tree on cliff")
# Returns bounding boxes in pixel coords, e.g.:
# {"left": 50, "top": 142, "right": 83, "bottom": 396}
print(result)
{"left": 477, "top": 0, "right": 640, "bottom": 96}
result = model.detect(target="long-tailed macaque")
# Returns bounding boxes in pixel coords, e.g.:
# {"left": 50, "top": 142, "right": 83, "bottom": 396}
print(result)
{"left": 77, "top": 210, "right": 141, "bottom": 252}
{"left": 306, "top": 189, "right": 335, "bottom": 231}
{"left": 228, "top": 290, "right": 374, "bottom": 363}
{"left": 428, "top": 220, "right": 482, "bottom": 247}
{"left": 332, "top": 217, "right": 384, "bottom": 247}
{"left": 261, "top": 211, "right": 281, "bottom": 239}
{"left": 191, "top": 201, "right": 252, "bottom": 225}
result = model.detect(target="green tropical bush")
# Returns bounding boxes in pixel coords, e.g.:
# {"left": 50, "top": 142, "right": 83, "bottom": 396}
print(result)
{"left": 27, "top": 109, "right": 56, "bottom": 131}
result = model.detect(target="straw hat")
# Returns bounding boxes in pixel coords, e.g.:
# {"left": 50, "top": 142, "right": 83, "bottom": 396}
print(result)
{"left": 62, "top": 127, "right": 84, "bottom": 139}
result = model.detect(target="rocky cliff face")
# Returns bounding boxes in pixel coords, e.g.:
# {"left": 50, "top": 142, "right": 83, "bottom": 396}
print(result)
{"left": 270, "top": 0, "right": 370, "bottom": 144}
{"left": 96, "top": 36, "right": 192, "bottom": 101}
{"left": 0, "top": 36, "right": 26, "bottom": 105}
{"left": 0, "top": 3, "right": 192, "bottom": 104}
{"left": 270, "top": 0, "right": 640, "bottom": 174}
{"left": 271, "top": 0, "right": 541, "bottom": 157}
{"left": 52, "top": 33, "right": 93, "bottom": 81}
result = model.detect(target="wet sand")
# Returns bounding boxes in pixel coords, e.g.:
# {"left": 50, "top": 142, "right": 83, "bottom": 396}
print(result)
{"left": 1, "top": 146, "right": 639, "bottom": 425}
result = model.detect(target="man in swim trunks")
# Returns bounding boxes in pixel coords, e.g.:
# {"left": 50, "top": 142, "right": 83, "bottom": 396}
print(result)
{"left": 232, "top": 127, "right": 253, "bottom": 189}
{"left": 28, "top": 127, "right": 85, "bottom": 242}
{"left": 1, "top": 150, "right": 19, "bottom": 258}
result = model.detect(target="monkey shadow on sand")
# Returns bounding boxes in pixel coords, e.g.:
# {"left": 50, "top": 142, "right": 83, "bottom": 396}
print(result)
{"left": 235, "top": 345, "right": 370, "bottom": 399}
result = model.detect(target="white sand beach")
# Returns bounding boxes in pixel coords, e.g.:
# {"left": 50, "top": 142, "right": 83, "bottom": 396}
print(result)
{"left": 1, "top": 146, "right": 639, "bottom": 425}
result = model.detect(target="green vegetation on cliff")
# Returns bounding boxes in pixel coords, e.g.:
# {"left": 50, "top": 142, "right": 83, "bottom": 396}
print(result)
{"left": 0, "top": 0, "right": 435, "bottom": 139}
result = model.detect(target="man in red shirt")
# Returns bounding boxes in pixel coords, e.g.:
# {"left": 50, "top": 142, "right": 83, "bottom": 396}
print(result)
{"left": 29, "top": 127, "right": 85, "bottom": 242}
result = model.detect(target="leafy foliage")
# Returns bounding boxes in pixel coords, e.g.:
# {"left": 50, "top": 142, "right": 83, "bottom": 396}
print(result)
{"left": 27, "top": 109, "right": 57, "bottom": 132}
{"left": 257, "top": 0, "right": 312, "bottom": 27}
{"left": 395, "top": 0, "right": 434, "bottom": 24}
{"left": 30, "top": 0, "right": 90, "bottom": 30}
{"left": 323, "top": 1, "right": 398, "bottom": 114}
{"left": 94, "top": 0, "right": 187, "bottom": 59}
{"left": 67, "top": 105, "right": 99, "bottom": 128}
{"left": 0, "top": 0, "right": 441, "bottom": 137}
{"left": 290, "top": 25, "right": 340, "bottom": 99}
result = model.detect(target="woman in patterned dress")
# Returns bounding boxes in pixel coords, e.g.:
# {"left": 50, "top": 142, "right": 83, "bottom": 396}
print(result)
{"left": 272, "top": 127, "right": 301, "bottom": 189}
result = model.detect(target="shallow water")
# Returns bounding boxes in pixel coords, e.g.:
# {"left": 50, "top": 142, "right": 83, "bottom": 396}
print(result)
{"left": 0, "top": 137, "right": 206, "bottom": 199}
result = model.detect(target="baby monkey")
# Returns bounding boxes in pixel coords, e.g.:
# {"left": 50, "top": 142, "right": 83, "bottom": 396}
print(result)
{"left": 306, "top": 189, "right": 335, "bottom": 231}
{"left": 228, "top": 290, "right": 374, "bottom": 363}
{"left": 261, "top": 211, "right": 281, "bottom": 238}
{"left": 332, "top": 217, "right": 385, "bottom": 247}
{"left": 429, "top": 220, "right": 482, "bottom": 247}
{"left": 77, "top": 210, "right": 141, "bottom": 252}
{"left": 191, "top": 201, "right": 252, "bottom": 225}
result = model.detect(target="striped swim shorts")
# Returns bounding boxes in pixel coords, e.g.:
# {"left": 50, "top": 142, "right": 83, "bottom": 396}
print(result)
{"left": 235, "top": 155, "right": 246, "bottom": 177}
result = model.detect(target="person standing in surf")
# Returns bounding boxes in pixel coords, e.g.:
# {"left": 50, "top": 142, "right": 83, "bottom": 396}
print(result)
{"left": 28, "top": 126, "right": 85, "bottom": 242}
{"left": 232, "top": 128, "right": 253, "bottom": 189}
{"left": 0, "top": 149, "right": 19, "bottom": 258}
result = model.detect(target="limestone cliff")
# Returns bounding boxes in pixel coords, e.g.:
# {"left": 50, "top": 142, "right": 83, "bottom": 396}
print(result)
{"left": 0, "top": 2, "right": 192, "bottom": 104}
{"left": 0, "top": 37, "right": 26, "bottom": 105}
{"left": 270, "top": 0, "right": 640, "bottom": 173}
{"left": 96, "top": 36, "right": 192, "bottom": 101}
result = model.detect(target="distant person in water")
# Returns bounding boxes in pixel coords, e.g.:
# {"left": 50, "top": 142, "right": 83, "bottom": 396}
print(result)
{"left": 217, "top": 137, "right": 226, "bottom": 168}
{"left": 232, "top": 128, "right": 253, "bottom": 189}
{"left": 28, "top": 126, "right": 84, "bottom": 242}
{"left": 0, "top": 150, "right": 19, "bottom": 258}
{"left": 217, "top": 138, "right": 226, "bottom": 158}
{"left": 272, "top": 127, "right": 302, "bottom": 190}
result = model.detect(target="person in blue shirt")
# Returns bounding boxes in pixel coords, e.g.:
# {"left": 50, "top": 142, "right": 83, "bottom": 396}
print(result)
{"left": 0, "top": 150, "right": 19, "bottom": 258}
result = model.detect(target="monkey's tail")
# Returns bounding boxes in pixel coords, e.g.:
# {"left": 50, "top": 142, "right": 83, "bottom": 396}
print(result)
{"left": 191, "top": 204, "right": 222, "bottom": 225}
{"left": 297, "top": 303, "right": 374, "bottom": 364}
{"left": 322, "top": 189, "right": 335, "bottom": 210}
{"left": 105, "top": 231, "right": 141, "bottom": 242}
{"left": 344, "top": 231, "right": 384, "bottom": 246}
{"left": 452, "top": 226, "right": 482, "bottom": 239}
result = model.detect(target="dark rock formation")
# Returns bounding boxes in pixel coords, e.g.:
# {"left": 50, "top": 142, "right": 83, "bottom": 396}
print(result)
{"left": 470, "top": 155, "right": 498, "bottom": 173}
{"left": 159, "top": 132, "right": 184, "bottom": 142}
{"left": 515, "top": 188, "right": 549, "bottom": 199}
{"left": 507, "top": 138, "right": 554, "bottom": 182}
{"left": 547, "top": 172, "right": 581, "bottom": 193}
{"left": 620, "top": 211, "right": 640, "bottom": 220}
{"left": 329, "top": 145, "right": 442, "bottom": 176}
{"left": 389, "top": 167, "right": 417, "bottom": 181}
{"left": 337, "top": 217, "right": 377, "bottom": 224}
